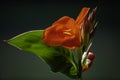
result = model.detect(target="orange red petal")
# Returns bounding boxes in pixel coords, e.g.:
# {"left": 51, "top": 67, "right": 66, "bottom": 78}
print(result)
{"left": 75, "top": 7, "right": 90, "bottom": 27}
{"left": 43, "top": 16, "right": 81, "bottom": 49}
{"left": 43, "top": 7, "right": 91, "bottom": 49}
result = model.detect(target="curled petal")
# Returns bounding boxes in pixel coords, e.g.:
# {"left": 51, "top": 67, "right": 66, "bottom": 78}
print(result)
{"left": 75, "top": 7, "right": 90, "bottom": 26}
{"left": 75, "top": 7, "right": 90, "bottom": 42}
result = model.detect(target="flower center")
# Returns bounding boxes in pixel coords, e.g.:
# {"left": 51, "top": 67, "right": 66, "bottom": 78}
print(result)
{"left": 63, "top": 29, "right": 72, "bottom": 36}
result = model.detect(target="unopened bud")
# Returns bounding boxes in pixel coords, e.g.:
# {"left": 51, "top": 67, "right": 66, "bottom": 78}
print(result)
{"left": 82, "top": 52, "right": 95, "bottom": 72}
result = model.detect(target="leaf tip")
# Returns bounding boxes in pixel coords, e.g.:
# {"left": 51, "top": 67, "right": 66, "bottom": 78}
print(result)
{"left": 3, "top": 40, "right": 8, "bottom": 43}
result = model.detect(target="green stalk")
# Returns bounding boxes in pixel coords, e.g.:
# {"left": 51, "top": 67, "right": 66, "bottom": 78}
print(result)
{"left": 76, "top": 47, "right": 83, "bottom": 79}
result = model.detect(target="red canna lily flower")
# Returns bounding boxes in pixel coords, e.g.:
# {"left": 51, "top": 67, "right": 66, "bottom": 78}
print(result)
{"left": 43, "top": 7, "right": 96, "bottom": 49}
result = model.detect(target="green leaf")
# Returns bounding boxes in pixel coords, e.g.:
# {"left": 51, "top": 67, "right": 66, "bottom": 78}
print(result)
{"left": 7, "top": 30, "right": 80, "bottom": 79}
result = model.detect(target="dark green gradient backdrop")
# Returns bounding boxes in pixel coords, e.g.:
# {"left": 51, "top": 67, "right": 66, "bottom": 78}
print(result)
{"left": 0, "top": 0, "right": 120, "bottom": 80}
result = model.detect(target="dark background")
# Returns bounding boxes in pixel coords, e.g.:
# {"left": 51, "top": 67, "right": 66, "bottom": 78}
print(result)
{"left": 0, "top": 0, "right": 120, "bottom": 80}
